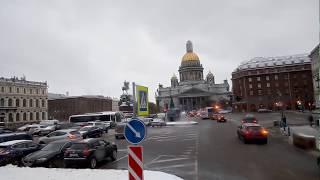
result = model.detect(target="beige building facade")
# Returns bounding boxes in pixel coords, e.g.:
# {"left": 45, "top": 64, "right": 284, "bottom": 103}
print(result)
{"left": 0, "top": 77, "right": 48, "bottom": 128}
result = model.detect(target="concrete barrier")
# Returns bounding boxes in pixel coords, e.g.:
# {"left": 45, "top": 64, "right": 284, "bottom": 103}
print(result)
{"left": 292, "top": 132, "right": 316, "bottom": 150}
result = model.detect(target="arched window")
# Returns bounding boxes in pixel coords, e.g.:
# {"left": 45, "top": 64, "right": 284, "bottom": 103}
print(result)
{"left": 23, "top": 113, "right": 27, "bottom": 121}
{"left": 42, "top": 99, "right": 45, "bottom": 107}
{"left": 0, "top": 99, "right": 4, "bottom": 106}
{"left": 36, "top": 99, "right": 39, "bottom": 107}
{"left": 8, "top": 99, "right": 12, "bottom": 107}
{"left": 30, "top": 113, "right": 33, "bottom": 120}
{"left": 16, "top": 113, "right": 20, "bottom": 121}
{"left": 16, "top": 99, "right": 20, "bottom": 107}
{"left": 23, "top": 99, "right": 26, "bottom": 107}
{"left": 8, "top": 113, "right": 13, "bottom": 122}
{"left": 36, "top": 112, "right": 39, "bottom": 120}
{"left": 29, "top": 99, "right": 33, "bottom": 107}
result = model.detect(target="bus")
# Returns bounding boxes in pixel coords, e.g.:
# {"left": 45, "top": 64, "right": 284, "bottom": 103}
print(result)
{"left": 69, "top": 111, "right": 124, "bottom": 128}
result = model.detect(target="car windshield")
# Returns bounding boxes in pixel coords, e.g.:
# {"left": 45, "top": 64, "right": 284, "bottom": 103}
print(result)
{"left": 42, "top": 142, "right": 65, "bottom": 151}
{"left": 247, "top": 126, "right": 261, "bottom": 131}
{"left": 80, "top": 127, "right": 91, "bottom": 131}
{"left": 70, "top": 143, "right": 88, "bottom": 150}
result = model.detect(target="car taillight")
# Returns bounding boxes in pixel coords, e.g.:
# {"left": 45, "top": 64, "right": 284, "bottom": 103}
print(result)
{"left": 83, "top": 148, "right": 90, "bottom": 157}
{"left": 244, "top": 131, "right": 250, "bottom": 136}
{"left": 64, "top": 148, "right": 70, "bottom": 156}
{"left": 253, "top": 120, "right": 257, "bottom": 123}
{"left": 261, "top": 129, "right": 268, "bottom": 136}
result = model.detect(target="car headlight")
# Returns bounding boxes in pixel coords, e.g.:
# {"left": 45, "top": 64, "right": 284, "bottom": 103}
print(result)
{"left": 37, "top": 158, "right": 47, "bottom": 162}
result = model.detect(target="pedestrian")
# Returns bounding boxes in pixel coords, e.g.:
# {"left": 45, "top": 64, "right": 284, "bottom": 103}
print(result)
{"left": 308, "top": 115, "right": 314, "bottom": 127}
{"left": 282, "top": 115, "right": 287, "bottom": 131}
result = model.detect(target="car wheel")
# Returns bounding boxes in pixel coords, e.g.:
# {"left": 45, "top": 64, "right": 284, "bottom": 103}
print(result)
{"left": 48, "top": 161, "right": 55, "bottom": 168}
{"left": 89, "top": 157, "right": 97, "bottom": 169}
{"left": 111, "top": 150, "right": 117, "bottom": 161}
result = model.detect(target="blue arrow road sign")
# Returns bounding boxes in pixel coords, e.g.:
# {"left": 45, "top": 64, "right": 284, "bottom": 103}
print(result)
{"left": 124, "top": 118, "right": 147, "bottom": 144}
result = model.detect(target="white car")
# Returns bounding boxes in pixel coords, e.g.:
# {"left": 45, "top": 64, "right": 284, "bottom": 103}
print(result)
{"left": 29, "top": 125, "right": 55, "bottom": 136}
{"left": 87, "top": 121, "right": 109, "bottom": 132}
{"left": 150, "top": 118, "right": 166, "bottom": 127}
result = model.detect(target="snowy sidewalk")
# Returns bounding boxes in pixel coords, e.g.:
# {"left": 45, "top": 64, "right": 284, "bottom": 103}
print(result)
{"left": 166, "top": 121, "right": 198, "bottom": 126}
{"left": 0, "top": 165, "right": 184, "bottom": 180}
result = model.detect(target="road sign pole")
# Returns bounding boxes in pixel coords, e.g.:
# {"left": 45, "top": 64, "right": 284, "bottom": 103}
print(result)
{"left": 128, "top": 145, "right": 143, "bottom": 180}
{"left": 132, "top": 82, "right": 136, "bottom": 118}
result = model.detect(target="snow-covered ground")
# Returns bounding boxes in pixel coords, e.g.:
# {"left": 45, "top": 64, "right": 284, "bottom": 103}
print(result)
{"left": 0, "top": 165, "right": 183, "bottom": 180}
{"left": 166, "top": 121, "right": 198, "bottom": 126}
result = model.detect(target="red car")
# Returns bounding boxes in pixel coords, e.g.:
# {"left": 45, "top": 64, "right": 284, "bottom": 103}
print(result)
{"left": 241, "top": 115, "right": 258, "bottom": 124}
{"left": 237, "top": 123, "right": 268, "bottom": 144}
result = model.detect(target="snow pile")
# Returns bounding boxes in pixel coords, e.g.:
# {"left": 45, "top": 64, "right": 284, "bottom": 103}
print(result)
{"left": 0, "top": 165, "right": 184, "bottom": 180}
{"left": 166, "top": 121, "right": 198, "bottom": 126}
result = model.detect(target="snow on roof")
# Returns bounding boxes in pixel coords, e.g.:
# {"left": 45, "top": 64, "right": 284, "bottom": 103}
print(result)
{"left": 0, "top": 140, "right": 32, "bottom": 146}
{"left": 236, "top": 54, "right": 310, "bottom": 71}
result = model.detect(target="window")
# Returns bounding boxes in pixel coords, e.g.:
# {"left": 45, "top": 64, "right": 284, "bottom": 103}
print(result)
{"left": 23, "top": 99, "right": 26, "bottom": 107}
{"left": 29, "top": 99, "right": 33, "bottom": 107}
{"left": 23, "top": 113, "right": 27, "bottom": 121}
{"left": 249, "top": 91, "right": 253, "bottom": 96}
{"left": 8, "top": 99, "right": 12, "bottom": 107}
{"left": 258, "top": 90, "right": 262, "bottom": 95}
{"left": 266, "top": 83, "right": 270, "bottom": 87}
{"left": 266, "top": 76, "right": 269, "bottom": 81}
{"left": 16, "top": 113, "right": 20, "bottom": 121}
{"left": 0, "top": 99, "right": 4, "bottom": 106}
{"left": 257, "top": 83, "right": 261, "bottom": 88}
{"left": 36, "top": 89, "right": 39, "bottom": 94}
{"left": 36, "top": 99, "right": 39, "bottom": 107}
{"left": 248, "top": 78, "right": 252, "bottom": 82}
{"left": 249, "top": 84, "right": 252, "bottom": 89}
{"left": 257, "top": 77, "right": 261, "bottom": 81}
{"left": 0, "top": 87, "right": 4, "bottom": 93}
{"left": 9, "top": 113, "right": 13, "bottom": 122}
{"left": 29, "top": 89, "right": 32, "bottom": 94}
{"left": 267, "top": 89, "right": 271, "bottom": 95}
{"left": 30, "top": 113, "right": 33, "bottom": 120}
{"left": 42, "top": 112, "right": 46, "bottom": 120}
{"left": 16, "top": 88, "right": 19, "bottom": 93}
{"left": 42, "top": 89, "right": 45, "bottom": 94}
{"left": 275, "top": 82, "right": 279, "bottom": 87}
{"left": 42, "top": 100, "right": 45, "bottom": 107}
{"left": 9, "top": 87, "right": 12, "bottom": 93}
{"left": 36, "top": 112, "right": 39, "bottom": 120}
{"left": 24, "top": 88, "right": 26, "bottom": 94}
{"left": 275, "top": 75, "right": 278, "bottom": 80}
{"left": 16, "top": 99, "right": 20, "bottom": 107}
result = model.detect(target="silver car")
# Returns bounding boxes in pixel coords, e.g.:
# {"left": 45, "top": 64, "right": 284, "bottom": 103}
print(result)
{"left": 38, "top": 129, "right": 82, "bottom": 144}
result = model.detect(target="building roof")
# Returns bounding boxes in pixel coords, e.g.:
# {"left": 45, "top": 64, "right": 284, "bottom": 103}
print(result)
{"left": 48, "top": 94, "right": 112, "bottom": 100}
{"left": 235, "top": 54, "right": 310, "bottom": 71}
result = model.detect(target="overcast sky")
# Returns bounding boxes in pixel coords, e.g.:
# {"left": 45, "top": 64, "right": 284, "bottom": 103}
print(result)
{"left": 0, "top": 0, "right": 318, "bottom": 102}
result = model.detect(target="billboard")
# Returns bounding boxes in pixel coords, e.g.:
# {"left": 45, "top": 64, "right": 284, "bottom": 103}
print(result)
{"left": 136, "top": 85, "right": 149, "bottom": 116}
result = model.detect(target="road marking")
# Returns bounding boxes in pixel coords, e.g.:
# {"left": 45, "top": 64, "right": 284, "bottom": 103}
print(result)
{"left": 109, "top": 154, "right": 128, "bottom": 164}
{"left": 117, "top": 149, "right": 127, "bottom": 152}
{"left": 150, "top": 157, "right": 189, "bottom": 164}
{"left": 155, "top": 163, "right": 195, "bottom": 170}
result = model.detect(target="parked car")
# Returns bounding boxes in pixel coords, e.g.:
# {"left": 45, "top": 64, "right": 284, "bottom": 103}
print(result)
{"left": 40, "top": 120, "right": 61, "bottom": 130}
{"left": 25, "top": 124, "right": 49, "bottom": 135}
{"left": 0, "top": 128, "right": 13, "bottom": 134}
{"left": 0, "top": 140, "right": 42, "bottom": 166}
{"left": 38, "top": 129, "right": 82, "bottom": 144}
{"left": 141, "top": 117, "right": 152, "bottom": 126}
{"left": 22, "top": 140, "right": 74, "bottom": 168}
{"left": 237, "top": 123, "right": 268, "bottom": 144}
{"left": 0, "top": 133, "right": 33, "bottom": 143}
{"left": 87, "top": 122, "right": 109, "bottom": 133}
{"left": 64, "top": 138, "right": 117, "bottom": 168}
{"left": 32, "top": 125, "right": 56, "bottom": 136}
{"left": 79, "top": 126, "right": 104, "bottom": 139}
{"left": 115, "top": 123, "right": 126, "bottom": 139}
{"left": 241, "top": 114, "right": 258, "bottom": 124}
{"left": 257, "top": 108, "right": 272, "bottom": 113}
{"left": 150, "top": 118, "right": 166, "bottom": 127}
{"left": 17, "top": 124, "right": 31, "bottom": 132}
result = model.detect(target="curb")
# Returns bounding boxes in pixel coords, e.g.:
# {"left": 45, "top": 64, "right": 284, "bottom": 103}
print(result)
{"left": 166, "top": 121, "right": 199, "bottom": 126}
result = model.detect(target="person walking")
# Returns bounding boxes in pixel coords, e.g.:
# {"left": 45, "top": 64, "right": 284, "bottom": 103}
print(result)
{"left": 282, "top": 115, "right": 287, "bottom": 131}
{"left": 308, "top": 114, "right": 314, "bottom": 127}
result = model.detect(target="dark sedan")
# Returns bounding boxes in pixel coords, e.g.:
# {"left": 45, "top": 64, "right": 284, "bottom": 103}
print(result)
{"left": 0, "top": 128, "right": 13, "bottom": 134}
{"left": 22, "top": 140, "right": 73, "bottom": 168}
{"left": 0, "top": 140, "right": 41, "bottom": 166}
{"left": 64, "top": 138, "right": 117, "bottom": 168}
{"left": 79, "top": 126, "right": 104, "bottom": 139}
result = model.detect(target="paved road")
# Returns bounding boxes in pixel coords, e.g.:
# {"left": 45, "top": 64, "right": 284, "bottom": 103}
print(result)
{"left": 100, "top": 113, "right": 320, "bottom": 180}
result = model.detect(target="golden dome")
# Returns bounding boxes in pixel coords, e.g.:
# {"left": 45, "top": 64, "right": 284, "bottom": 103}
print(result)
{"left": 182, "top": 52, "right": 200, "bottom": 62}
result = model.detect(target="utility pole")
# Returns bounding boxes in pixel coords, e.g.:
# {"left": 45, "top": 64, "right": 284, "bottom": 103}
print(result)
{"left": 132, "top": 82, "right": 136, "bottom": 118}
